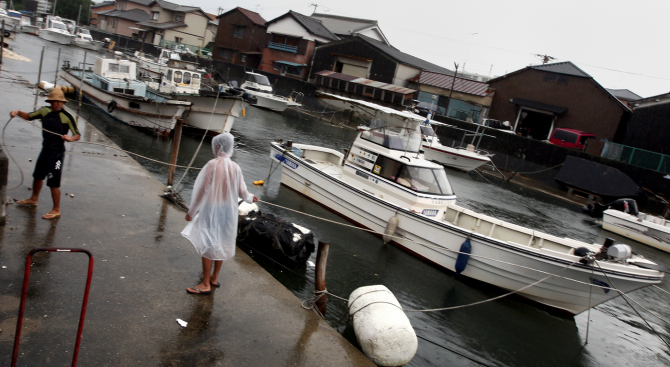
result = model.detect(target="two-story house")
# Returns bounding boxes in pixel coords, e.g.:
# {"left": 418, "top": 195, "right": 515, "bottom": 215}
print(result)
{"left": 260, "top": 11, "right": 339, "bottom": 80}
{"left": 213, "top": 7, "right": 267, "bottom": 69}
{"left": 135, "top": 0, "right": 213, "bottom": 47}
{"left": 310, "top": 13, "right": 390, "bottom": 45}
{"left": 90, "top": 1, "right": 115, "bottom": 27}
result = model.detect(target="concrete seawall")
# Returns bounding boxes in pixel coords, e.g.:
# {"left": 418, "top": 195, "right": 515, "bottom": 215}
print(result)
{"left": 0, "top": 65, "right": 373, "bottom": 366}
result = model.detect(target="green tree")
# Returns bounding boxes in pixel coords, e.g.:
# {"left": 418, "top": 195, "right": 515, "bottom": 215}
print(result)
{"left": 53, "top": 0, "right": 94, "bottom": 25}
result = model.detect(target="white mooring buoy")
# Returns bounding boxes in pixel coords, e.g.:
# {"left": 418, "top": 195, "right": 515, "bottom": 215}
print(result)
{"left": 349, "top": 285, "right": 417, "bottom": 366}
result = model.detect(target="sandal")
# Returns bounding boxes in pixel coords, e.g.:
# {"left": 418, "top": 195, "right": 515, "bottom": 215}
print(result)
{"left": 186, "top": 287, "right": 211, "bottom": 295}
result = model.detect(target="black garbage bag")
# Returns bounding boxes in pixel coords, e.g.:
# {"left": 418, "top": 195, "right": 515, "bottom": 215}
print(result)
{"left": 237, "top": 210, "right": 315, "bottom": 269}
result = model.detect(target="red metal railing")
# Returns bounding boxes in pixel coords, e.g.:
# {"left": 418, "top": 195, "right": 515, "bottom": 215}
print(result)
{"left": 12, "top": 248, "right": 94, "bottom": 367}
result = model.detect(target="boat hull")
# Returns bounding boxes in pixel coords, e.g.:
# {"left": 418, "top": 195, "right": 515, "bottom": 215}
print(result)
{"left": 270, "top": 143, "right": 662, "bottom": 314}
{"left": 39, "top": 29, "right": 73, "bottom": 45}
{"left": 61, "top": 70, "right": 190, "bottom": 134}
{"left": 422, "top": 143, "right": 491, "bottom": 172}
{"left": 246, "top": 91, "right": 289, "bottom": 112}
{"left": 20, "top": 25, "right": 39, "bottom": 35}
{"left": 73, "top": 38, "right": 103, "bottom": 51}
{"left": 178, "top": 94, "right": 246, "bottom": 133}
{"left": 602, "top": 210, "right": 670, "bottom": 253}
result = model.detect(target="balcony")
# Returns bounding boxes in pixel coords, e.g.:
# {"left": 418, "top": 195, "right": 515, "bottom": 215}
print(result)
{"left": 268, "top": 41, "right": 298, "bottom": 53}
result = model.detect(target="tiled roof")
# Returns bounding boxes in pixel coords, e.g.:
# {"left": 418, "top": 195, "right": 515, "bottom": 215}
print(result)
{"left": 355, "top": 35, "right": 454, "bottom": 75}
{"left": 410, "top": 71, "right": 490, "bottom": 96}
{"left": 268, "top": 11, "right": 339, "bottom": 41}
{"left": 311, "top": 13, "right": 376, "bottom": 35}
{"left": 127, "top": 0, "right": 153, "bottom": 6}
{"left": 236, "top": 7, "right": 266, "bottom": 25}
{"left": 91, "top": 1, "right": 114, "bottom": 9}
{"left": 136, "top": 20, "right": 187, "bottom": 29}
{"left": 529, "top": 61, "right": 591, "bottom": 78}
{"left": 149, "top": 0, "right": 202, "bottom": 14}
{"left": 97, "top": 8, "right": 150, "bottom": 22}
{"left": 607, "top": 89, "right": 642, "bottom": 101}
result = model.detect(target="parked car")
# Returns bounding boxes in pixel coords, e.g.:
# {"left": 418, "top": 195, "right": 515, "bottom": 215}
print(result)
{"left": 480, "top": 118, "right": 515, "bottom": 134}
{"left": 548, "top": 128, "right": 595, "bottom": 150}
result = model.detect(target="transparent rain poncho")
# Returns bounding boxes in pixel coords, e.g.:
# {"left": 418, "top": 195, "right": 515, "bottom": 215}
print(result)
{"left": 181, "top": 133, "right": 254, "bottom": 260}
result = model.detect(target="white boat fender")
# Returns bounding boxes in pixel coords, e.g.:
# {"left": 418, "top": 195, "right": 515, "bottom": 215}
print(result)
{"left": 382, "top": 215, "right": 398, "bottom": 243}
{"left": 607, "top": 244, "right": 632, "bottom": 262}
{"left": 348, "top": 285, "right": 417, "bottom": 366}
{"left": 455, "top": 238, "right": 471, "bottom": 274}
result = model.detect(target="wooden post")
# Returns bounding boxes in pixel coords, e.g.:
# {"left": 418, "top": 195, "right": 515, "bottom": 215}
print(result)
{"left": 314, "top": 241, "right": 330, "bottom": 316}
{"left": 1, "top": 20, "right": 5, "bottom": 64}
{"left": 53, "top": 48, "right": 61, "bottom": 87}
{"left": 167, "top": 120, "right": 183, "bottom": 186}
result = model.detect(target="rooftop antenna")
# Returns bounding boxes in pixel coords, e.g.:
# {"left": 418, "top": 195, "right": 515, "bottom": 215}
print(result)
{"left": 217, "top": 7, "right": 224, "bottom": 15}
{"left": 310, "top": 3, "right": 319, "bottom": 14}
{"left": 534, "top": 54, "right": 556, "bottom": 64}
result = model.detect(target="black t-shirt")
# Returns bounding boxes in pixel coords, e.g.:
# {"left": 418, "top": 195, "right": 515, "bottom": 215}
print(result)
{"left": 28, "top": 107, "right": 80, "bottom": 153}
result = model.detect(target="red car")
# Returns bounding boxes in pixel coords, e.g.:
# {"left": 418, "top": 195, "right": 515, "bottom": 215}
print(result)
{"left": 548, "top": 128, "right": 596, "bottom": 150}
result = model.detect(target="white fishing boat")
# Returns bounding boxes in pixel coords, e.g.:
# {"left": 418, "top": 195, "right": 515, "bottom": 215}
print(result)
{"left": 419, "top": 120, "right": 493, "bottom": 172}
{"left": 60, "top": 57, "right": 191, "bottom": 134}
{"left": 268, "top": 93, "right": 663, "bottom": 315}
{"left": 602, "top": 202, "right": 670, "bottom": 253}
{"left": 19, "top": 16, "right": 39, "bottom": 35}
{"left": 144, "top": 59, "right": 249, "bottom": 133}
{"left": 0, "top": 9, "right": 20, "bottom": 30}
{"left": 131, "top": 48, "right": 181, "bottom": 77}
{"left": 72, "top": 28, "right": 103, "bottom": 51}
{"left": 240, "top": 71, "right": 301, "bottom": 112}
{"left": 38, "top": 16, "right": 74, "bottom": 45}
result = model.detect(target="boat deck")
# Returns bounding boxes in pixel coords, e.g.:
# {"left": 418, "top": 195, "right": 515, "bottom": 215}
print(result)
{"left": 304, "top": 157, "right": 343, "bottom": 179}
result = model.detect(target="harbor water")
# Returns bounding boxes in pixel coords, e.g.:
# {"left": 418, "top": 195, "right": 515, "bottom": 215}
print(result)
{"left": 8, "top": 34, "right": 670, "bottom": 366}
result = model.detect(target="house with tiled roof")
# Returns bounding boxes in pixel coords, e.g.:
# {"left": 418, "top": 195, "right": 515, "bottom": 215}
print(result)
{"left": 95, "top": 8, "right": 150, "bottom": 37}
{"left": 487, "top": 61, "right": 631, "bottom": 142}
{"left": 260, "top": 11, "right": 339, "bottom": 80}
{"left": 407, "top": 71, "right": 493, "bottom": 122}
{"left": 213, "top": 7, "right": 267, "bottom": 69}
{"left": 90, "top": 1, "right": 115, "bottom": 27}
{"left": 309, "top": 34, "right": 454, "bottom": 89}
{"left": 310, "top": 13, "right": 390, "bottom": 45}
{"left": 135, "top": 0, "right": 214, "bottom": 47}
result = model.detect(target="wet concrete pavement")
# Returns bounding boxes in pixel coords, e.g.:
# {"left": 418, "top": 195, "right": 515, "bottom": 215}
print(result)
{"left": 0, "top": 52, "right": 373, "bottom": 366}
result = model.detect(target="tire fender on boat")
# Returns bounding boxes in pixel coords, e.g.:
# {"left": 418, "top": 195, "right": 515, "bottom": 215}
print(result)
{"left": 108, "top": 100, "right": 117, "bottom": 113}
{"left": 348, "top": 285, "right": 417, "bottom": 366}
{"left": 455, "top": 238, "right": 472, "bottom": 274}
{"left": 383, "top": 215, "right": 399, "bottom": 243}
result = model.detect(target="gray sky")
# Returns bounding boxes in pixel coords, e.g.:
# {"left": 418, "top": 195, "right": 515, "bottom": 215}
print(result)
{"left": 198, "top": 0, "right": 669, "bottom": 98}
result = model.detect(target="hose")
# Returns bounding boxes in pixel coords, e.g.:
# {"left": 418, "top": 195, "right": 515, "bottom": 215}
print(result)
{"left": 1, "top": 117, "right": 25, "bottom": 191}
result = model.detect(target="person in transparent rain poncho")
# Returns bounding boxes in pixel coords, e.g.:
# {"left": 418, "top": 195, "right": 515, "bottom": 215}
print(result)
{"left": 182, "top": 133, "right": 258, "bottom": 294}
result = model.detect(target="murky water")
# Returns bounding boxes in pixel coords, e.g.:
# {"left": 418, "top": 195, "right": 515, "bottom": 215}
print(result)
{"left": 13, "top": 34, "right": 670, "bottom": 366}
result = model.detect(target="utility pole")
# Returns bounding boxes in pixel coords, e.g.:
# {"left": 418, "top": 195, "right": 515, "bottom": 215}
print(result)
{"left": 53, "top": 0, "right": 58, "bottom": 16}
{"left": 534, "top": 54, "right": 556, "bottom": 64}
{"left": 445, "top": 63, "right": 459, "bottom": 118}
{"left": 217, "top": 6, "right": 224, "bottom": 16}
{"left": 76, "top": 4, "right": 82, "bottom": 26}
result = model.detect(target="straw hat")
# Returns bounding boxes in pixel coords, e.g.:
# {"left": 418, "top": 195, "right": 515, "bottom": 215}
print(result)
{"left": 46, "top": 87, "right": 68, "bottom": 103}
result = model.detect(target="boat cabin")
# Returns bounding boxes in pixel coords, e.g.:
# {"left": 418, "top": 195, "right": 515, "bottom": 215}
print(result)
{"left": 156, "top": 59, "right": 202, "bottom": 94}
{"left": 90, "top": 58, "right": 147, "bottom": 97}
{"left": 241, "top": 72, "right": 273, "bottom": 93}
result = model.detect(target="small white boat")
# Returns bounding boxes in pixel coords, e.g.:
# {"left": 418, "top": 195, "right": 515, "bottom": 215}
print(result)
{"left": 602, "top": 204, "right": 670, "bottom": 253}
{"left": 240, "top": 71, "right": 301, "bottom": 112}
{"left": 19, "top": 16, "right": 39, "bottom": 35}
{"left": 419, "top": 120, "right": 493, "bottom": 172}
{"left": 39, "top": 16, "right": 74, "bottom": 45}
{"left": 132, "top": 48, "right": 181, "bottom": 77}
{"left": 61, "top": 57, "right": 191, "bottom": 134}
{"left": 269, "top": 93, "right": 663, "bottom": 315}
{"left": 72, "top": 28, "right": 103, "bottom": 51}
{"left": 0, "top": 9, "right": 21, "bottom": 30}
{"left": 144, "top": 59, "right": 248, "bottom": 134}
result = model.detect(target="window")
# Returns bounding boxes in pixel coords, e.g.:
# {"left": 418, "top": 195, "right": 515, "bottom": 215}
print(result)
{"left": 166, "top": 69, "right": 172, "bottom": 81}
{"left": 112, "top": 19, "right": 117, "bottom": 28}
{"left": 552, "top": 129, "right": 577, "bottom": 143}
{"left": 273, "top": 63, "right": 302, "bottom": 77}
{"left": 192, "top": 73, "right": 200, "bottom": 80}
{"left": 100, "top": 81, "right": 109, "bottom": 90}
{"left": 183, "top": 72, "right": 191, "bottom": 85}
{"left": 113, "top": 88, "right": 136, "bottom": 95}
{"left": 371, "top": 157, "right": 453, "bottom": 195}
{"left": 173, "top": 71, "right": 182, "bottom": 83}
{"left": 109, "top": 63, "right": 119, "bottom": 72}
{"left": 175, "top": 37, "right": 182, "bottom": 43}
{"left": 120, "top": 65, "right": 130, "bottom": 74}
{"left": 175, "top": 13, "right": 184, "bottom": 22}
{"left": 151, "top": 12, "right": 159, "bottom": 20}
{"left": 233, "top": 25, "right": 245, "bottom": 38}
{"left": 241, "top": 55, "right": 246, "bottom": 63}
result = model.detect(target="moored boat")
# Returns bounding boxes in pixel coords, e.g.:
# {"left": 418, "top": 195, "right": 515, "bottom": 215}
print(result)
{"left": 72, "top": 28, "right": 104, "bottom": 51}
{"left": 38, "top": 16, "right": 74, "bottom": 45}
{"left": 602, "top": 201, "right": 670, "bottom": 253}
{"left": 60, "top": 57, "right": 191, "bottom": 134}
{"left": 420, "top": 119, "right": 493, "bottom": 172}
{"left": 144, "top": 59, "right": 250, "bottom": 133}
{"left": 240, "top": 71, "right": 301, "bottom": 112}
{"left": 269, "top": 93, "right": 664, "bottom": 315}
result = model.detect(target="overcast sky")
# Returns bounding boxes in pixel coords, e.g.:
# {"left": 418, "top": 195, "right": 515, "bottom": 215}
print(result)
{"left": 196, "top": 0, "right": 669, "bottom": 98}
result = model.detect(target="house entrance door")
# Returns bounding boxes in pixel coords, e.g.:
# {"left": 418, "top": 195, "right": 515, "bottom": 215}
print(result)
{"left": 517, "top": 109, "right": 555, "bottom": 140}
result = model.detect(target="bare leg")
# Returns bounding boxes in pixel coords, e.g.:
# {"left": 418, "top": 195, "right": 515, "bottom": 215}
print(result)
{"left": 211, "top": 260, "right": 223, "bottom": 286}
{"left": 17, "top": 179, "right": 43, "bottom": 206}
{"left": 43, "top": 187, "right": 61, "bottom": 218}
{"left": 187, "top": 257, "right": 212, "bottom": 293}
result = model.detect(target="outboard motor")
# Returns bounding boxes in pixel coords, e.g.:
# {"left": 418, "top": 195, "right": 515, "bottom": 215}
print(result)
{"left": 607, "top": 244, "right": 632, "bottom": 262}
{"left": 582, "top": 198, "right": 639, "bottom": 218}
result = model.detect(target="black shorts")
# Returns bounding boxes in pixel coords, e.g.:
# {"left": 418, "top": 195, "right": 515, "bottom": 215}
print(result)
{"left": 33, "top": 151, "right": 65, "bottom": 188}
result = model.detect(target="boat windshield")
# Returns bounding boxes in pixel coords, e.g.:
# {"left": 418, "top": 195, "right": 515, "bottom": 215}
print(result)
{"left": 420, "top": 124, "right": 435, "bottom": 137}
{"left": 373, "top": 155, "right": 453, "bottom": 195}
{"left": 52, "top": 23, "right": 67, "bottom": 30}
{"left": 247, "top": 74, "right": 271, "bottom": 86}
{"left": 79, "top": 29, "right": 90, "bottom": 35}
{"left": 361, "top": 118, "right": 422, "bottom": 153}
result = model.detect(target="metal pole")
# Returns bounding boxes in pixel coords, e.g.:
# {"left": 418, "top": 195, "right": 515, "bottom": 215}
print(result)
{"left": 0, "top": 20, "right": 4, "bottom": 65}
{"left": 314, "top": 241, "right": 330, "bottom": 316}
{"left": 76, "top": 51, "right": 87, "bottom": 121}
{"left": 53, "top": 0, "right": 58, "bottom": 16}
{"left": 76, "top": 4, "right": 82, "bottom": 26}
{"left": 167, "top": 121, "right": 183, "bottom": 186}
{"left": 445, "top": 63, "right": 459, "bottom": 118}
{"left": 53, "top": 48, "right": 62, "bottom": 87}
{"left": 34, "top": 46, "right": 45, "bottom": 109}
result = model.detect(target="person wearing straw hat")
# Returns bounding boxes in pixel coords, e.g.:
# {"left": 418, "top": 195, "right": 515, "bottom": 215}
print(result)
{"left": 10, "top": 87, "right": 80, "bottom": 219}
